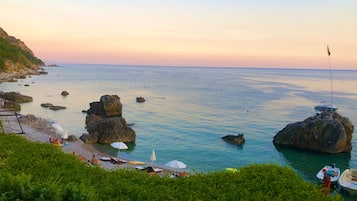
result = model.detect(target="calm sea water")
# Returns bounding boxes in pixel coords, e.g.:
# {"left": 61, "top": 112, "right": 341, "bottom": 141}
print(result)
{"left": 1, "top": 64, "right": 357, "bottom": 182}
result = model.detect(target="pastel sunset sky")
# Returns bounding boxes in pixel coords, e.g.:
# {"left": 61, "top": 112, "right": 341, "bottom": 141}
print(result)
{"left": 1, "top": 0, "right": 356, "bottom": 69}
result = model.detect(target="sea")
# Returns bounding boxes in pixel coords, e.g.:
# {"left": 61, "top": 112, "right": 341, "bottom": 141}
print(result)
{"left": 1, "top": 64, "right": 357, "bottom": 183}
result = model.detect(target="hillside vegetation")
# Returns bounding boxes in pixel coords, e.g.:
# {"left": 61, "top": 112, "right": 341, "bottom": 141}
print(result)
{"left": 0, "top": 132, "right": 342, "bottom": 201}
{"left": 0, "top": 27, "right": 44, "bottom": 72}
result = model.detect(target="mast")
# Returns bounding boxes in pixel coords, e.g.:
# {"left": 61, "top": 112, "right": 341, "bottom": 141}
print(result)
{"left": 327, "top": 45, "right": 333, "bottom": 110}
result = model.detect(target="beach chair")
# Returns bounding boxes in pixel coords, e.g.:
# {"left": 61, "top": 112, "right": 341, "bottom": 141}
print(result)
{"left": 110, "top": 157, "right": 128, "bottom": 164}
{"left": 147, "top": 166, "right": 163, "bottom": 173}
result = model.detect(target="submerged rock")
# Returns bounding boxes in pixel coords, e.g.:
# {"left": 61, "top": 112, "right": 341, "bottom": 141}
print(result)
{"left": 49, "top": 105, "right": 66, "bottom": 110}
{"left": 222, "top": 134, "right": 245, "bottom": 145}
{"left": 41, "top": 103, "right": 53, "bottom": 108}
{"left": 273, "top": 112, "right": 354, "bottom": 153}
{"left": 40, "top": 103, "right": 66, "bottom": 110}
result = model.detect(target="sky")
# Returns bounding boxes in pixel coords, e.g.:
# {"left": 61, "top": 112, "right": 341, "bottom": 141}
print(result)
{"left": 1, "top": 0, "right": 356, "bottom": 69}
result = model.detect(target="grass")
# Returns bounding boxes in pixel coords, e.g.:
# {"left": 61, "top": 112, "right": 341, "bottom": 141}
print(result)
{"left": 0, "top": 132, "right": 343, "bottom": 201}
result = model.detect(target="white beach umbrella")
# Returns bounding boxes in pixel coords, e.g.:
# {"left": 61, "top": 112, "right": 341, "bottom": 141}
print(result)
{"left": 52, "top": 123, "right": 64, "bottom": 139}
{"left": 150, "top": 149, "right": 156, "bottom": 165}
{"left": 52, "top": 123, "right": 64, "bottom": 132}
{"left": 110, "top": 142, "right": 128, "bottom": 158}
{"left": 165, "top": 160, "right": 187, "bottom": 169}
{"left": 62, "top": 130, "right": 68, "bottom": 139}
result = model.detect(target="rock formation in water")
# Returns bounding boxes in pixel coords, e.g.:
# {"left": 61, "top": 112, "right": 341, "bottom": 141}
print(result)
{"left": 222, "top": 134, "right": 245, "bottom": 145}
{"left": 136, "top": 96, "right": 145, "bottom": 103}
{"left": 273, "top": 112, "right": 354, "bottom": 153}
{"left": 0, "top": 91, "right": 33, "bottom": 111}
{"left": 0, "top": 91, "right": 33, "bottom": 103}
{"left": 80, "top": 95, "right": 136, "bottom": 144}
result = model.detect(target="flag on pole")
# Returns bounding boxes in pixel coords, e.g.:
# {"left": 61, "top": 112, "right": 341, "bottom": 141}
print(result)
{"left": 327, "top": 45, "right": 331, "bottom": 56}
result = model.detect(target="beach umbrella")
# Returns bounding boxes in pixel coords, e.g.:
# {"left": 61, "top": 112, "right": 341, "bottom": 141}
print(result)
{"left": 110, "top": 142, "right": 128, "bottom": 158}
{"left": 165, "top": 160, "right": 187, "bottom": 169}
{"left": 52, "top": 123, "right": 64, "bottom": 139}
{"left": 150, "top": 149, "right": 156, "bottom": 166}
{"left": 52, "top": 123, "right": 64, "bottom": 132}
{"left": 62, "top": 130, "right": 68, "bottom": 139}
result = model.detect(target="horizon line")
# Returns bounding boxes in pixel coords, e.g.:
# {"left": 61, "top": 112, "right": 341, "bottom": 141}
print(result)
{"left": 44, "top": 62, "right": 356, "bottom": 71}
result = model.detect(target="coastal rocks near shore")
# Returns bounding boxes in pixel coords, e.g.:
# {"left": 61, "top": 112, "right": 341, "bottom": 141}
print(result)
{"left": 3, "top": 101, "right": 21, "bottom": 111}
{"left": 0, "top": 91, "right": 33, "bottom": 103}
{"left": 0, "top": 91, "right": 33, "bottom": 111}
{"left": 0, "top": 67, "right": 46, "bottom": 84}
{"left": 40, "top": 103, "right": 66, "bottom": 111}
{"left": 19, "top": 114, "right": 56, "bottom": 134}
{"left": 80, "top": 95, "right": 136, "bottom": 144}
{"left": 273, "top": 112, "right": 354, "bottom": 153}
{"left": 222, "top": 134, "right": 245, "bottom": 145}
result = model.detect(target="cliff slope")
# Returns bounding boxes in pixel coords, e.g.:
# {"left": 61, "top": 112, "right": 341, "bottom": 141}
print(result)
{"left": 0, "top": 27, "right": 44, "bottom": 72}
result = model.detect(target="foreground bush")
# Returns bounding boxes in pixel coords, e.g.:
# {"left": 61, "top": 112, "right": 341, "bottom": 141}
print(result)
{"left": 0, "top": 133, "right": 342, "bottom": 201}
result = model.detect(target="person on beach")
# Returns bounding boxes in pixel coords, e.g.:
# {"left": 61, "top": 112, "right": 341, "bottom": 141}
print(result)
{"left": 49, "top": 138, "right": 61, "bottom": 146}
{"left": 322, "top": 168, "right": 331, "bottom": 196}
{"left": 90, "top": 154, "right": 98, "bottom": 165}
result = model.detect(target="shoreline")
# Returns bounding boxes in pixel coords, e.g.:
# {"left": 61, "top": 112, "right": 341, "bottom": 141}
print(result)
{"left": 17, "top": 114, "right": 183, "bottom": 175}
{"left": 18, "top": 114, "right": 120, "bottom": 170}
{"left": 0, "top": 70, "right": 182, "bottom": 175}
{"left": 0, "top": 68, "right": 40, "bottom": 83}
{"left": 0, "top": 69, "right": 128, "bottom": 170}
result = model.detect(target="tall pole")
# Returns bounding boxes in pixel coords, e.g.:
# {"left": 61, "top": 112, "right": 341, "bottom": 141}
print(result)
{"left": 327, "top": 45, "right": 333, "bottom": 111}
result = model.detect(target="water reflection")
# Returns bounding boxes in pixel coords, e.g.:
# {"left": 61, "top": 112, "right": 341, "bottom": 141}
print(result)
{"left": 276, "top": 147, "right": 351, "bottom": 182}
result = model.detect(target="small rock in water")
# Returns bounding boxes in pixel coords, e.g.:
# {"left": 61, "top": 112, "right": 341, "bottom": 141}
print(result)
{"left": 136, "top": 96, "right": 145, "bottom": 103}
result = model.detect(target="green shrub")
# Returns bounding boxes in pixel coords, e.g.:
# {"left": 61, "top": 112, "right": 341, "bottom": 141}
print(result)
{"left": 0, "top": 37, "right": 44, "bottom": 72}
{"left": 0, "top": 133, "right": 343, "bottom": 200}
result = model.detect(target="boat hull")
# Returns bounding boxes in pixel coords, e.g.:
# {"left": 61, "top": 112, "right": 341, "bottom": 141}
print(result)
{"left": 314, "top": 105, "right": 337, "bottom": 112}
{"left": 316, "top": 165, "right": 340, "bottom": 184}
{"left": 338, "top": 169, "right": 357, "bottom": 195}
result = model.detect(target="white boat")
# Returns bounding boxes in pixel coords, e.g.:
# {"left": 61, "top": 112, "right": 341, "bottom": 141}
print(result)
{"left": 338, "top": 168, "right": 357, "bottom": 195}
{"left": 316, "top": 164, "right": 340, "bottom": 184}
{"left": 314, "top": 104, "right": 337, "bottom": 112}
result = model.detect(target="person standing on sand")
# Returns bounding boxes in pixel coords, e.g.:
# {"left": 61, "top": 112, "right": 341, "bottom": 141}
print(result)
{"left": 322, "top": 168, "right": 331, "bottom": 196}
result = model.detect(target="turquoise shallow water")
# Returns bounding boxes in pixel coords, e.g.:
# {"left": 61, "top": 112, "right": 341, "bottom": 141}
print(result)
{"left": 1, "top": 65, "right": 357, "bottom": 183}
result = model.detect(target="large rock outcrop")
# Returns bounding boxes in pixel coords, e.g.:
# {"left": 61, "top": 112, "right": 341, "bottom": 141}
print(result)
{"left": 80, "top": 95, "right": 136, "bottom": 144}
{"left": 273, "top": 112, "right": 354, "bottom": 153}
{"left": 86, "top": 95, "right": 122, "bottom": 117}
